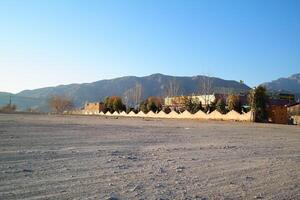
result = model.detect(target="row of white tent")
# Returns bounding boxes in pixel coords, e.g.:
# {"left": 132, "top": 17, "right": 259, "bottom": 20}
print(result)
{"left": 81, "top": 109, "right": 253, "bottom": 122}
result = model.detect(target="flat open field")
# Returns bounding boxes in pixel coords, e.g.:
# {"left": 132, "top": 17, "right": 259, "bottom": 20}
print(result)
{"left": 0, "top": 114, "right": 299, "bottom": 200}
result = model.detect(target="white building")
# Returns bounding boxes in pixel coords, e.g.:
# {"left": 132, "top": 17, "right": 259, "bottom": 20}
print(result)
{"left": 164, "top": 95, "right": 216, "bottom": 107}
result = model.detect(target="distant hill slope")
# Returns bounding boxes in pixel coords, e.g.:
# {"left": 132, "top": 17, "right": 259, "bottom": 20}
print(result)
{"left": 262, "top": 73, "right": 300, "bottom": 100}
{"left": 0, "top": 92, "right": 48, "bottom": 112}
{"left": 0, "top": 92, "right": 12, "bottom": 106}
{"left": 1, "top": 74, "right": 251, "bottom": 111}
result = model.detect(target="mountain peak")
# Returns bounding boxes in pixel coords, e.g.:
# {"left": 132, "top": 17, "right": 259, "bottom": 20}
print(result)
{"left": 149, "top": 73, "right": 166, "bottom": 76}
{"left": 263, "top": 73, "right": 300, "bottom": 100}
{"left": 289, "top": 73, "right": 300, "bottom": 80}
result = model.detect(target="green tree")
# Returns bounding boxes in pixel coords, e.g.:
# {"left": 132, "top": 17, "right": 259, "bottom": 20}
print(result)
{"left": 103, "top": 96, "right": 126, "bottom": 113}
{"left": 147, "top": 100, "right": 157, "bottom": 112}
{"left": 216, "top": 98, "right": 226, "bottom": 114}
{"left": 183, "top": 97, "right": 193, "bottom": 112}
{"left": 226, "top": 94, "right": 241, "bottom": 113}
{"left": 205, "top": 99, "right": 217, "bottom": 113}
{"left": 140, "top": 103, "right": 148, "bottom": 113}
{"left": 248, "top": 86, "right": 268, "bottom": 122}
{"left": 113, "top": 97, "right": 125, "bottom": 113}
{"left": 163, "top": 106, "right": 172, "bottom": 114}
{"left": 103, "top": 97, "right": 112, "bottom": 113}
{"left": 139, "top": 97, "right": 162, "bottom": 113}
{"left": 183, "top": 97, "right": 202, "bottom": 114}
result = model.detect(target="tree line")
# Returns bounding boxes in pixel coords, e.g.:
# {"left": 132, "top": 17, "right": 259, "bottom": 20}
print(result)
{"left": 0, "top": 104, "right": 17, "bottom": 113}
{"left": 47, "top": 86, "right": 268, "bottom": 122}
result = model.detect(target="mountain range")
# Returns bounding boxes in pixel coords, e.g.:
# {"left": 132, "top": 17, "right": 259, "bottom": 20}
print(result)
{"left": 262, "top": 73, "right": 300, "bottom": 100}
{"left": 0, "top": 73, "right": 299, "bottom": 111}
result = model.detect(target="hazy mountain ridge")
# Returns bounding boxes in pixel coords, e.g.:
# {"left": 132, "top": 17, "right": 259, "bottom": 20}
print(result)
{"left": 0, "top": 92, "right": 48, "bottom": 111}
{"left": 2, "top": 73, "right": 300, "bottom": 111}
{"left": 4, "top": 74, "right": 250, "bottom": 111}
{"left": 262, "top": 73, "right": 300, "bottom": 100}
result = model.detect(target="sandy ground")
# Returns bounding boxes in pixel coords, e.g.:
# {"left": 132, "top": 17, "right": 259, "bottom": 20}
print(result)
{"left": 0, "top": 114, "right": 299, "bottom": 200}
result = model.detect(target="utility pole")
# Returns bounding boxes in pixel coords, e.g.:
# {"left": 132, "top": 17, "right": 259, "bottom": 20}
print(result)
{"left": 9, "top": 95, "right": 12, "bottom": 106}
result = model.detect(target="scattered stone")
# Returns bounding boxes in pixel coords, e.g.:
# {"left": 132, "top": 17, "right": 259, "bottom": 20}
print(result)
{"left": 130, "top": 184, "right": 141, "bottom": 192}
{"left": 111, "top": 150, "right": 120, "bottom": 156}
{"left": 106, "top": 197, "right": 118, "bottom": 200}
{"left": 117, "top": 165, "right": 128, "bottom": 170}
{"left": 254, "top": 195, "right": 263, "bottom": 199}
{"left": 158, "top": 167, "right": 165, "bottom": 173}
{"left": 223, "top": 145, "right": 237, "bottom": 149}
{"left": 22, "top": 169, "right": 33, "bottom": 173}
{"left": 126, "top": 155, "right": 137, "bottom": 160}
{"left": 246, "top": 176, "right": 255, "bottom": 181}
{"left": 176, "top": 166, "right": 185, "bottom": 172}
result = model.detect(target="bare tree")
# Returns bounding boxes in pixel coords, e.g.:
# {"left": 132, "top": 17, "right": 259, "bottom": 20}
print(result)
{"left": 48, "top": 96, "right": 74, "bottom": 114}
{"left": 122, "top": 91, "right": 129, "bottom": 108}
{"left": 133, "top": 83, "right": 142, "bottom": 108}
{"left": 123, "top": 83, "right": 143, "bottom": 109}
{"left": 164, "top": 79, "right": 180, "bottom": 97}
{"left": 199, "top": 75, "right": 213, "bottom": 106}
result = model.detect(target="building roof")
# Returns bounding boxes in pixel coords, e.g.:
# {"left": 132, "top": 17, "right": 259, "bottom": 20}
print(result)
{"left": 287, "top": 102, "right": 300, "bottom": 107}
{"left": 267, "top": 99, "right": 291, "bottom": 106}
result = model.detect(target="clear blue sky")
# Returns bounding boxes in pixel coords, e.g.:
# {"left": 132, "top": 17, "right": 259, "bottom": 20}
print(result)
{"left": 0, "top": 0, "right": 299, "bottom": 93}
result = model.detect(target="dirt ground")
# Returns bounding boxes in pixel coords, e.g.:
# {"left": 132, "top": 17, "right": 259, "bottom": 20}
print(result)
{"left": 0, "top": 114, "right": 299, "bottom": 200}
